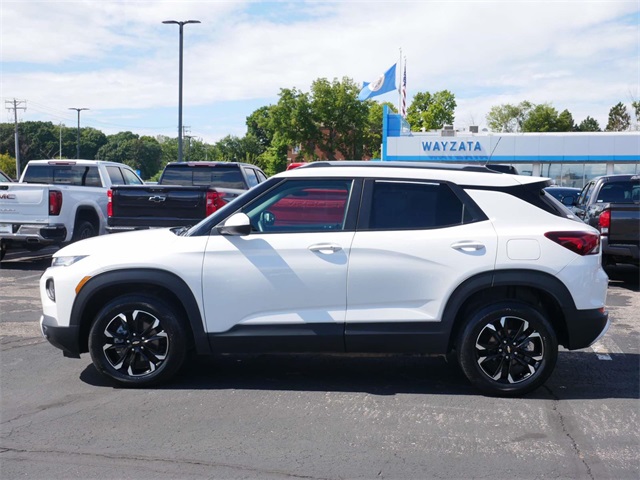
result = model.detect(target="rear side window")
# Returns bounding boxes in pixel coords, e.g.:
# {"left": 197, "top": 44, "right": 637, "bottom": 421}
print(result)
{"left": 368, "top": 180, "right": 472, "bottom": 230}
{"left": 23, "top": 165, "right": 102, "bottom": 187}
{"left": 122, "top": 168, "right": 143, "bottom": 185}
{"left": 106, "top": 166, "right": 125, "bottom": 185}
{"left": 244, "top": 168, "right": 259, "bottom": 188}
{"left": 161, "top": 166, "right": 245, "bottom": 188}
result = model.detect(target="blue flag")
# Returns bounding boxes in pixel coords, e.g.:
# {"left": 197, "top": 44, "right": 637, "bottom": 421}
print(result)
{"left": 358, "top": 63, "right": 397, "bottom": 101}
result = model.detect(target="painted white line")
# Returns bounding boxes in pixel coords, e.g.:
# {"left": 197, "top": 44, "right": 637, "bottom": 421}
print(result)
{"left": 591, "top": 336, "right": 624, "bottom": 360}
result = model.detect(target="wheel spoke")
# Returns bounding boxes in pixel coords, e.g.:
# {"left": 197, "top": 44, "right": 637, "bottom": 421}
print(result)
{"left": 100, "top": 308, "right": 170, "bottom": 378}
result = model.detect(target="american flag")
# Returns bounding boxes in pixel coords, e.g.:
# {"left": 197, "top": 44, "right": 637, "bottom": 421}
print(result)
{"left": 401, "top": 61, "right": 407, "bottom": 118}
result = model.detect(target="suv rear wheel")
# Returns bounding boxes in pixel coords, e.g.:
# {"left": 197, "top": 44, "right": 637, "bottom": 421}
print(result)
{"left": 88, "top": 294, "right": 187, "bottom": 387}
{"left": 457, "top": 302, "right": 558, "bottom": 397}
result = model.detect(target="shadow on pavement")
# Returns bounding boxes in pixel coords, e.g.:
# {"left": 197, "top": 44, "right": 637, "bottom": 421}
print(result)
{"left": 79, "top": 350, "right": 639, "bottom": 401}
{"left": 606, "top": 264, "right": 639, "bottom": 292}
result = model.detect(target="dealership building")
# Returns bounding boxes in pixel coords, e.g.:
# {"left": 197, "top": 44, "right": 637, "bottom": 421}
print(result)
{"left": 381, "top": 106, "right": 640, "bottom": 188}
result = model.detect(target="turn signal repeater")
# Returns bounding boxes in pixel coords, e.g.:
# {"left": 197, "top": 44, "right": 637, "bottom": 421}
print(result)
{"left": 544, "top": 231, "right": 600, "bottom": 256}
{"left": 75, "top": 276, "right": 92, "bottom": 295}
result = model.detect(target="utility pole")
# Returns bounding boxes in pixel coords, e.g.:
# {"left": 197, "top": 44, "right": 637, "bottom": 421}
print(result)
{"left": 68, "top": 108, "right": 89, "bottom": 159}
{"left": 5, "top": 99, "right": 26, "bottom": 178}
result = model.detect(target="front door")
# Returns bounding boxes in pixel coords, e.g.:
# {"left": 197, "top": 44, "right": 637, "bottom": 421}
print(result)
{"left": 201, "top": 178, "right": 358, "bottom": 352}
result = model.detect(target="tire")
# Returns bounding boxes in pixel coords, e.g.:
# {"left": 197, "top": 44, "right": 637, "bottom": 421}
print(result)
{"left": 0, "top": 241, "right": 6, "bottom": 261}
{"left": 456, "top": 301, "right": 558, "bottom": 397}
{"left": 88, "top": 294, "right": 188, "bottom": 387}
{"left": 72, "top": 220, "right": 96, "bottom": 242}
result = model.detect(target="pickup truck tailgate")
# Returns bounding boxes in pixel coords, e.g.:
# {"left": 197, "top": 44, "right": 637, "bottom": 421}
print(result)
{"left": 112, "top": 186, "right": 209, "bottom": 221}
{"left": 0, "top": 184, "right": 50, "bottom": 226}
{"left": 609, "top": 205, "right": 640, "bottom": 245}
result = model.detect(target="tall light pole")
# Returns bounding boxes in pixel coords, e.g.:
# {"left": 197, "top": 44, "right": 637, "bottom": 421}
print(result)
{"left": 68, "top": 107, "right": 88, "bottom": 159}
{"left": 163, "top": 19, "right": 200, "bottom": 163}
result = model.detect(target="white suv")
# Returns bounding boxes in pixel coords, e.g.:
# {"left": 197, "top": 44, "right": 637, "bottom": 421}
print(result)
{"left": 39, "top": 162, "right": 609, "bottom": 396}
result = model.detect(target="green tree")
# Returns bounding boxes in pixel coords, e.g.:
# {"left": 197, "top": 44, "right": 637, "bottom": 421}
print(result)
{"left": 522, "top": 104, "right": 575, "bottom": 132}
{"left": 363, "top": 102, "right": 396, "bottom": 159}
{"left": 96, "top": 132, "right": 162, "bottom": 180}
{"left": 270, "top": 87, "right": 318, "bottom": 160}
{"left": 311, "top": 77, "right": 368, "bottom": 159}
{"left": 246, "top": 106, "right": 275, "bottom": 152}
{"left": 406, "top": 90, "right": 456, "bottom": 131}
{"left": 485, "top": 101, "right": 533, "bottom": 132}
{"left": 576, "top": 116, "right": 601, "bottom": 132}
{"left": 605, "top": 102, "right": 631, "bottom": 131}
{"left": 631, "top": 101, "right": 639, "bottom": 130}
{"left": 0, "top": 153, "right": 16, "bottom": 178}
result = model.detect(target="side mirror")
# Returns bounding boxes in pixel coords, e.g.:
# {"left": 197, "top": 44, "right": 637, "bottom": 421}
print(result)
{"left": 217, "top": 212, "right": 252, "bottom": 236}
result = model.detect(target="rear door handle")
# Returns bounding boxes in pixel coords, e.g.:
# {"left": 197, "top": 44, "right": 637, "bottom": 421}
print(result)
{"left": 308, "top": 243, "right": 342, "bottom": 254}
{"left": 451, "top": 241, "right": 485, "bottom": 252}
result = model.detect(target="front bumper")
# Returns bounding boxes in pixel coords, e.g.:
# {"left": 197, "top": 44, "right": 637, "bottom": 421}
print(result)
{"left": 40, "top": 314, "right": 81, "bottom": 358}
{"left": 563, "top": 307, "right": 610, "bottom": 350}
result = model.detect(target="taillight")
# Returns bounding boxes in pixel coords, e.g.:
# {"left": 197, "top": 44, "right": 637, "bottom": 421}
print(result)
{"left": 598, "top": 209, "right": 610, "bottom": 235}
{"left": 107, "top": 189, "right": 113, "bottom": 217}
{"left": 205, "top": 191, "right": 227, "bottom": 216}
{"left": 544, "top": 231, "right": 600, "bottom": 256}
{"left": 49, "top": 191, "right": 62, "bottom": 215}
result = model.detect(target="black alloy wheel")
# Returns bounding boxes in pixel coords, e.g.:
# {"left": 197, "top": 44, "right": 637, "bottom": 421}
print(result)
{"left": 89, "top": 294, "right": 187, "bottom": 386}
{"left": 457, "top": 302, "right": 558, "bottom": 397}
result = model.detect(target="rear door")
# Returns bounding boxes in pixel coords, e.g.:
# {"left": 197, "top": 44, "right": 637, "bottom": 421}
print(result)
{"left": 345, "top": 178, "right": 498, "bottom": 352}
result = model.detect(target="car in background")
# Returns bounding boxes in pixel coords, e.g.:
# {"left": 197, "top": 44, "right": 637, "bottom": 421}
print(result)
{"left": 544, "top": 186, "right": 581, "bottom": 207}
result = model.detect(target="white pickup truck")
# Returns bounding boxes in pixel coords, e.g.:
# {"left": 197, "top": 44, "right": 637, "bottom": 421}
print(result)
{"left": 0, "top": 159, "right": 143, "bottom": 260}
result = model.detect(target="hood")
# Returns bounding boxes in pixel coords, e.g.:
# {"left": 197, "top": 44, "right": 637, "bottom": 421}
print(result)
{"left": 54, "top": 228, "right": 180, "bottom": 259}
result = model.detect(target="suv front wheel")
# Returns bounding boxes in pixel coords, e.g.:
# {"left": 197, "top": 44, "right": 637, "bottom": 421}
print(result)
{"left": 88, "top": 294, "right": 188, "bottom": 387}
{"left": 457, "top": 302, "right": 558, "bottom": 397}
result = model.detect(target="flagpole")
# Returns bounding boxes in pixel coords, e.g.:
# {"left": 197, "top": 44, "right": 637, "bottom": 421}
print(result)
{"left": 398, "top": 48, "right": 402, "bottom": 113}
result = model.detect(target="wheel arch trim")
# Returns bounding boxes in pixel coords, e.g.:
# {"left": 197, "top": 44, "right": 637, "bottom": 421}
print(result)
{"left": 70, "top": 268, "right": 210, "bottom": 355}
{"left": 442, "top": 269, "right": 577, "bottom": 348}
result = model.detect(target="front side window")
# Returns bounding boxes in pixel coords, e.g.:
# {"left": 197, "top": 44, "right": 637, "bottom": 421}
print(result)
{"left": 369, "top": 180, "right": 469, "bottom": 230}
{"left": 243, "top": 179, "right": 353, "bottom": 233}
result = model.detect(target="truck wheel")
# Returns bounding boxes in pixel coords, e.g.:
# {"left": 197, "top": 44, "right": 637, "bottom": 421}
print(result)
{"left": 88, "top": 294, "right": 188, "bottom": 387}
{"left": 72, "top": 220, "right": 96, "bottom": 242}
{"left": 0, "top": 241, "right": 6, "bottom": 261}
{"left": 457, "top": 302, "right": 558, "bottom": 397}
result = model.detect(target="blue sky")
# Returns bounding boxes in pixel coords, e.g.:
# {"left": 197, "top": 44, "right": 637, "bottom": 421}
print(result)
{"left": 1, "top": 0, "right": 638, "bottom": 144}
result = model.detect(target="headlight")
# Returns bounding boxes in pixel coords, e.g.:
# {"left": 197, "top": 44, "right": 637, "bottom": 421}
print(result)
{"left": 51, "top": 255, "right": 88, "bottom": 267}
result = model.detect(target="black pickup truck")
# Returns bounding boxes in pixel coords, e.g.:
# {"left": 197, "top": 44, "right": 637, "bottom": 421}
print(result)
{"left": 573, "top": 174, "right": 640, "bottom": 267}
{"left": 107, "top": 162, "right": 267, "bottom": 232}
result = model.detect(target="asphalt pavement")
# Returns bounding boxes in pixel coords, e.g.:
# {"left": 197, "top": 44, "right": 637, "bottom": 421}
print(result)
{"left": 1, "top": 250, "right": 638, "bottom": 479}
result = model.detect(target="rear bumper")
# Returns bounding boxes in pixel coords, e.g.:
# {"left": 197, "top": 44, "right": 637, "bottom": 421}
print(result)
{"left": 0, "top": 224, "right": 67, "bottom": 245}
{"left": 602, "top": 237, "right": 639, "bottom": 265}
{"left": 563, "top": 307, "right": 609, "bottom": 350}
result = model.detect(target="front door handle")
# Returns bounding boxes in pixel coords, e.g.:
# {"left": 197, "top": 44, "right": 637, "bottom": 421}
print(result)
{"left": 308, "top": 243, "right": 342, "bottom": 254}
{"left": 451, "top": 241, "right": 485, "bottom": 252}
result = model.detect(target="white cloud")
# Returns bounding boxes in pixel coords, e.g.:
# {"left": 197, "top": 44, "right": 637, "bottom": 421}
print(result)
{"left": 1, "top": 0, "right": 638, "bottom": 142}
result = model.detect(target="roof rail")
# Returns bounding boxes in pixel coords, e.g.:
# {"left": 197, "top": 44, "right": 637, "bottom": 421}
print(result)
{"left": 301, "top": 161, "right": 499, "bottom": 173}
